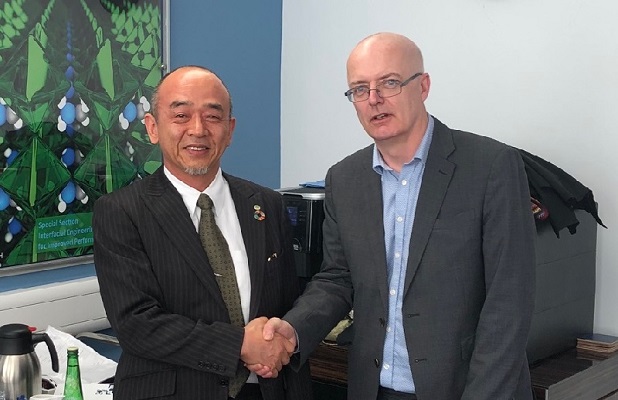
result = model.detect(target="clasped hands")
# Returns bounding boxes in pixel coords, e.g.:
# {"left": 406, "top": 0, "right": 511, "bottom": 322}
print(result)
{"left": 240, "top": 317, "right": 295, "bottom": 378}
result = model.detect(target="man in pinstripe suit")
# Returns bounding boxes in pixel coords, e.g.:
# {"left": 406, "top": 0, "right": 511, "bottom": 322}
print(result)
{"left": 93, "top": 66, "right": 313, "bottom": 400}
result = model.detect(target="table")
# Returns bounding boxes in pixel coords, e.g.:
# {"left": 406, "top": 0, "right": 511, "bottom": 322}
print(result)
{"left": 309, "top": 343, "right": 618, "bottom": 400}
{"left": 529, "top": 349, "right": 618, "bottom": 400}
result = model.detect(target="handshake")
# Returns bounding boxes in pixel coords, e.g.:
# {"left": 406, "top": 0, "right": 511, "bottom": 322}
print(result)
{"left": 240, "top": 317, "right": 295, "bottom": 378}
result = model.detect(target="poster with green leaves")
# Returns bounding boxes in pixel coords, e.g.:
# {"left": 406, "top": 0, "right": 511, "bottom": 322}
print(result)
{"left": 0, "top": 0, "right": 164, "bottom": 268}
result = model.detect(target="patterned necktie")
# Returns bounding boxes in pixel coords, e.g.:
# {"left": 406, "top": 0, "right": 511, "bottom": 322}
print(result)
{"left": 197, "top": 193, "right": 249, "bottom": 398}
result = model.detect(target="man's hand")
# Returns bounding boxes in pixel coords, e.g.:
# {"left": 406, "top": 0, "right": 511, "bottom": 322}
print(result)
{"left": 241, "top": 317, "right": 294, "bottom": 378}
{"left": 245, "top": 317, "right": 298, "bottom": 378}
{"left": 262, "top": 317, "right": 297, "bottom": 344}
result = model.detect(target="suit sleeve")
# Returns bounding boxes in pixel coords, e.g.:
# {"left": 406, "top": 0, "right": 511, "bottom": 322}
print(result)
{"left": 462, "top": 146, "right": 536, "bottom": 399}
{"left": 93, "top": 194, "right": 244, "bottom": 377}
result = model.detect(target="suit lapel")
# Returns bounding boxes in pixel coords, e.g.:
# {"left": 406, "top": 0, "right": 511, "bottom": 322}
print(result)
{"left": 225, "top": 173, "right": 266, "bottom": 320}
{"left": 141, "top": 168, "right": 225, "bottom": 304}
{"left": 403, "top": 120, "right": 455, "bottom": 297}
{"left": 356, "top": 147, "right": 390, "bottom": 315}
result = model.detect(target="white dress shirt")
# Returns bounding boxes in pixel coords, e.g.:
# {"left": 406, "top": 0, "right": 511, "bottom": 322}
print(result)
{"left": 164, "top": 167, "right": 257, "bottom": 383}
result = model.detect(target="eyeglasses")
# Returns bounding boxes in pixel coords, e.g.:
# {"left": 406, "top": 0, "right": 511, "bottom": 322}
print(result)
{"left": 344, "top": 72, "right": 424, "bottom": 103}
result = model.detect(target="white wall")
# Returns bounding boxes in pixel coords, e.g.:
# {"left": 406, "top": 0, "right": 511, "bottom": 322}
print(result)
{"left": 281, "top": 1, "right": 618, "bottom": 334}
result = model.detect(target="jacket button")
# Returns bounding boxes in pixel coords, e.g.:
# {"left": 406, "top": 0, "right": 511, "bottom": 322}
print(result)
{"left": 219, "top": 379, "right": 229, "bottom": 386}
{"left": 197, "top": 361, "right": 205, "bottom": 368}
{"left": 374, "top": 358, "right": 380, "bottom": 367}
{"left": 379, "top": 318, "right": 385, "bottom": 327}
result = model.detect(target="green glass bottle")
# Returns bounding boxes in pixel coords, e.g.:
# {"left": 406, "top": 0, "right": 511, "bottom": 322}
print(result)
{"left": 63, "top": 346, "right": 85, "bottom": 400}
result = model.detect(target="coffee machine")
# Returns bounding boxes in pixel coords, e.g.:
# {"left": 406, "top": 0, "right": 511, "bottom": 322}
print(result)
{"left": 279, "top": 187, "right": 325, "bottom": 287}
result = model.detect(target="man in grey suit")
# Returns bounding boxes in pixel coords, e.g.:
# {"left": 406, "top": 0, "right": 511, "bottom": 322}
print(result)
{"left": 257, "top": 33, "right": 536, "bottom": 399}
{"left": 93, "top": 66, "right": 312, "bottom": 400}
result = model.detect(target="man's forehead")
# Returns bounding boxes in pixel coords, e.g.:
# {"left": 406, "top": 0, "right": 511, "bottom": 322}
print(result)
{"left": 168, "top": 99, "right": 224, "bottom": 111}
{"left": 161, "top": 76, "right": 227, "bottom": 100}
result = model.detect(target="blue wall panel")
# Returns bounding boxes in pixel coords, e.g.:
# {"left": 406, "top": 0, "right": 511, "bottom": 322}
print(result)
{"left": 170, "top": 1, "right": 282, "bottom": 189}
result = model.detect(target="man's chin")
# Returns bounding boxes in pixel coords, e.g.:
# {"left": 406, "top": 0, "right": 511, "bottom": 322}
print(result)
{"left": 185, "top": 167, "right": 209, "bottom": 176}
{"left": 365, "top": 124, "right": 396, "bottom": 139}
{"left": 368, "top": 130, "right": 398, "bottom": 142}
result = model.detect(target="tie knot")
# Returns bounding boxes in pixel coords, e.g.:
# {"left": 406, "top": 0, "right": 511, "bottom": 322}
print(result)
{"left": 197, "top": 193, "right": 214, "bottom": 211}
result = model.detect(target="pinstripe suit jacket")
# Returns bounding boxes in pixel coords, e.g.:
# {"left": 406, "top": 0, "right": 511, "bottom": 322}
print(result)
{"left": 285, "top": 118, "right": 536, "bottom": 400}
{"left": 93, "top": 167, "right": 312, "bottom": 400}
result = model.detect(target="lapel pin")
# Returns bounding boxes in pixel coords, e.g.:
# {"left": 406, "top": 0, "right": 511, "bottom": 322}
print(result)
{"left": 253, "top": 205, "right": 266, "bottom": 221}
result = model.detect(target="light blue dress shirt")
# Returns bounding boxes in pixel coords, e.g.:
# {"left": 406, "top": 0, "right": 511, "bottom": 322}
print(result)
{"left": 374, "top": 115, "right": 434, "bottom": 393}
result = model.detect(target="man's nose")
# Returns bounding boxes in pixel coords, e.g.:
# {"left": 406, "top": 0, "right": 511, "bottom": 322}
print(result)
{"left": 189, "top": 116, "right": 207, "bottom": 135}
{"left": 367, "top": 88, "right": 383, "bottom": 105}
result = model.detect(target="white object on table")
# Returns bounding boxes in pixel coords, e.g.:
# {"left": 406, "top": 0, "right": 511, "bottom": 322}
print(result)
{"left": 34, "top": 326, "right": 117, "bottom": 396}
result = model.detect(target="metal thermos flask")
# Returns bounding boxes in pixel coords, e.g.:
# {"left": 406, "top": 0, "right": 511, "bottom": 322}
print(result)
{"left": 0, "top": 323, "right": 59, "bottom": 400}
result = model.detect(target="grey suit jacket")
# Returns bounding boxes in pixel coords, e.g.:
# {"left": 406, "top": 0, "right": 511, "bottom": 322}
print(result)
{"left": 285, "top": 118, "right": 536, "bottom": 400}
{"left": 93, "top": 167, "right": 312, "bottom": 400}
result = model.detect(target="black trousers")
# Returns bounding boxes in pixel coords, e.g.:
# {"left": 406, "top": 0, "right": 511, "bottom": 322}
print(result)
{"left": 377, "top": 386, "right": 418, "bottom": 400}
{"left": 231, "top": 383, "right": 263, "bottom": 400}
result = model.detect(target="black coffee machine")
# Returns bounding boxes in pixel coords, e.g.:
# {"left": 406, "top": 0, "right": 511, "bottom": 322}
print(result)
{"left": 279, "top": 187, "right": 325, "bottom": 289}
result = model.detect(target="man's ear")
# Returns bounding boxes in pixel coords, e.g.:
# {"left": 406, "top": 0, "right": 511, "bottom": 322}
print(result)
{"left": 226, "top": 116, "right": 236, "bottom": 147}
{"left": 144, "top": 113, "right": 159, "bottom": 144}
{"left": 420, "top": 73, "right": 431, "bottom": 102}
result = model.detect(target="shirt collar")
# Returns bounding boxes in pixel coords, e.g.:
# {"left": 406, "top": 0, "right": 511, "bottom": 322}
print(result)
{"left": 372, "top": 114, "right": 435, "bottom": 173}
{"left": 163, "top": 167, "right": 227, "bottom": 217}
